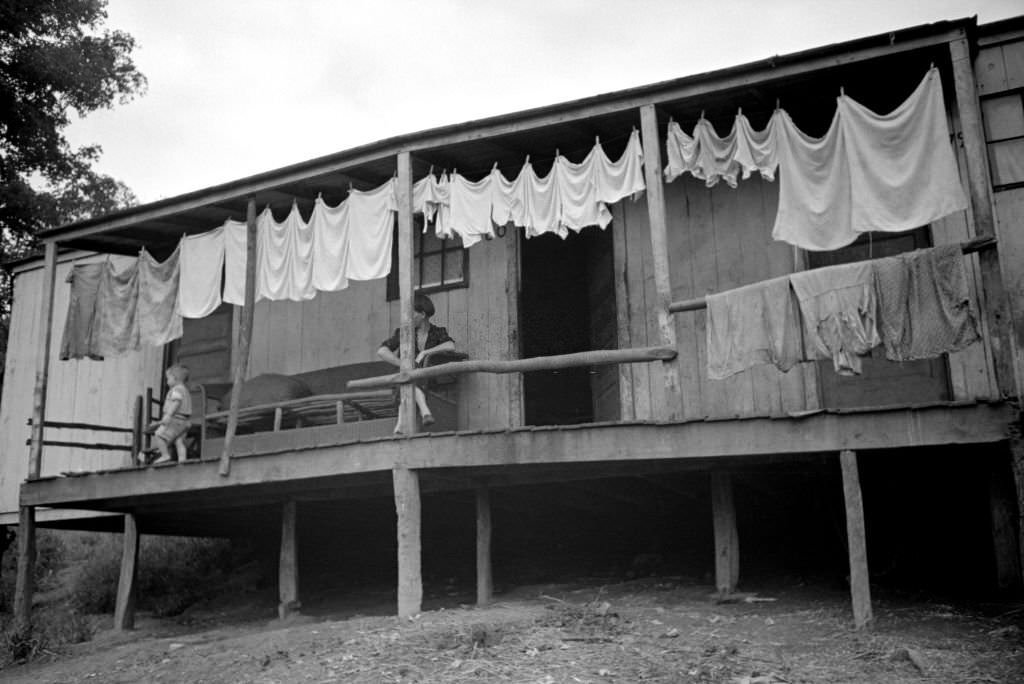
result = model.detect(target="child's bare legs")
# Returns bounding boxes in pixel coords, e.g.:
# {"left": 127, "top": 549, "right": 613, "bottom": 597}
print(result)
{"left": 173, "top": 436, "right": 188, "bottom": 462}
{"left": 152, "top": 435, "right": 172, "bottom": 463}
{"left": 414, "top": 387, "right": 433, "bottom": 424}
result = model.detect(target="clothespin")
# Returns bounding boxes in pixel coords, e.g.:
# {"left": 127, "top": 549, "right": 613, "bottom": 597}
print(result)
{"left": 555, "top": 148, "right": 560, "bottom": 158}
{"left": 839, "top": 86, "right": 845, "bottom": 96}
{"left": 524, "top": 154, "right": 530, "bottom": 165}
{"left": 348, "top": 181, "right": 354, "bottom": 192}
{"left": 492, "top": 161, "right": 499, "bottom": 172}
{"left": 776, "top": 98, "right": 781, "bottom": 110}
{"left": 428, "top": 164, "right": 434, "bottom": 176}
{"left": 737, "top": 107, "right": 742, "bottom": 116}
{"left": 595, "top": 135, "right": 600, "bottom": 145}
{"left": 700, "top": 110, "right": 705, "bottom": 120}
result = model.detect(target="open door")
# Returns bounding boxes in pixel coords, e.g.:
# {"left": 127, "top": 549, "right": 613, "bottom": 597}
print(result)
{"left": 519, "top": 225, "right": 619, "bottom": 426}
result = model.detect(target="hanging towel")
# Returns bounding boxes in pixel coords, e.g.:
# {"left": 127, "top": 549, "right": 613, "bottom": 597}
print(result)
{"left": 770, "top": 108, "right": 857, "bottom": 251}
{"left": 223, "top": 218, "right": 251, "bottom": 305}
{"left": 346, "top": 178, "right": 397, "bottom": 280}
{"left": 60, "top": 262, "right": 105, "bottom": 360}
{"left": 520, "top": 162, "right": 563, "bottom": 238}
{"left": 840, "top": 67, "right": 968, "bottom": 235}
{"left": 873, "top": 245, "right": 980, "bottom": 361}
{"left": 555, "top": 147, "right": 612, "bottom": 232}
{"left": 178, "top": 228, "right": 225, "bottom": 318}
{"left": 257, "top": 203, "right": 315, "bottom": 301}
{"left": 665, "top": 119, "right": 701, "bottom": 183}
{"left": 490, "top": 165, "right": 527, "bottom": 228}
{"left": 446, "top": 172, "right": 495, "bottom": 247}
{"left": 413, "top": 174, "right": 447, "bottom": 225}
{"left": 594, "top": 130, "right": 646, "bottom": 203}
{"left": 790, "top": 261, "right": 880, "bottom": 375}
{"left": 310, "top": 195, "right": 350, "bottom": 292}
{"left": 92, "top": 257, "right": 140, "bottom": 357}
{"left": 138, "top": 245, "right": 182, "bottom": 347}
{"left": 706, "top": 275, "right": 802, "bottom": 379}
{"left": 733, "top": 112, "right": 779, "bottom": 182}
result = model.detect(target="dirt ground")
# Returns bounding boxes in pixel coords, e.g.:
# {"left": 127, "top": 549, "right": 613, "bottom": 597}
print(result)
{"left": 2, "top": 578, "right": 1023, "bottom": 683}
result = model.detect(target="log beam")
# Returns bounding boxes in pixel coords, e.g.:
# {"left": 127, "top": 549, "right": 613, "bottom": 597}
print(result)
{"left": 219, "top": 199, "right": 258, "bottom": 476}
{"left": 710, "top": 471, "right": 740, "bottom": 595}
{"left": 113, "top": 514, "right": 140, "bottom": 630}
{"left": 347, "top": 346, "right": 677, "bottom": 390}
{"left": 12, "top": 506, "right": 36, "bottom": 631}
{"left": 396, "top": 151, "right": 417, "bottom": 435}
{"left": 840, "top": 449, "right": 872, "bottom": 629}
{"left": 279, "top": 500, "right": 299, "bottom": 618}
{"left": 393, "top": 467, "right": 422, "bottom": 617}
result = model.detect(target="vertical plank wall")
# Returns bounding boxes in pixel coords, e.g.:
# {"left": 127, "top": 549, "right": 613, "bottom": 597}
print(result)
{"left": 0, "top": 256, "right": 164, "bottom": 521}
{"left": 246, "top": 229, "right": 514, "bottom": 430}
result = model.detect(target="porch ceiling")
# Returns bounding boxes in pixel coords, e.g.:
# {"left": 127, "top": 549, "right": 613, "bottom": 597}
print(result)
{"left": 21, "top": 401, "right": 1012, "bottom": 516}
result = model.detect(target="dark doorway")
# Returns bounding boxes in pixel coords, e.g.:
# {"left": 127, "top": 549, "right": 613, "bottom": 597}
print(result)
{"left": 519, "top": 225, "right": 619, "bottom": 426}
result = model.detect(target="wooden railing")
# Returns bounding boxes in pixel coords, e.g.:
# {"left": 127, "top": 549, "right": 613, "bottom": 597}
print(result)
{"left": 27, "top": 394, "right": 144, "bottom": 468}
{"left": 347, "top": 346, "right": 678, "bottom": 390}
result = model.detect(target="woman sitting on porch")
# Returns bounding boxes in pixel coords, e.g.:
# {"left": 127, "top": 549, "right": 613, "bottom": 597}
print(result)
{"left": 377, "top": 293, "right": 455, "bottom": 433}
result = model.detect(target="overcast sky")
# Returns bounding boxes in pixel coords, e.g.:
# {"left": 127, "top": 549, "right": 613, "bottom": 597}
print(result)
{"left": 65, "top": 0, "right": 1022, "bottom": 204}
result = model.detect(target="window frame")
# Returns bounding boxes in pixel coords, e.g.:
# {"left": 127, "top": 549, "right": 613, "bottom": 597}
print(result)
{"left": 386, "top": 217, "right": 470, "bottom": 301}
{"left": 981, "top": 90, "right": 1024, "bottom": 191}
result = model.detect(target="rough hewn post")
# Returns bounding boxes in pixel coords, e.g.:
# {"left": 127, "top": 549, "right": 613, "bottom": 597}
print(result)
{"left": 639, "top": 104, "right": 683, "bottom": 421}
{"left": 476, "top": 484, "right": 493, "bottom": 605}
{"left": 840, "top": 450, "right": 872, "bottom": 629}
{"left": 114, "top": 514, "right": 140, "bottom": 630}
{"left": 279, "top": 500, "right": 299, "bottom": 618}
{"left": 711, "top": 471, "right": 739, "bottom": 594}
{"left": 393, "top": 466, "right": 422, "bottom": 617}
{"left": 219, "top": 198, "right": 258, "bottom": 476}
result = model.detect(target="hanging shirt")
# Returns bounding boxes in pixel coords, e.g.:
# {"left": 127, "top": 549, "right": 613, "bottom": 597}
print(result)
{"left": 222, "top": 219, "right": 250, "bottom": 306}
{"left": 93, "top": 257, "right": 140, "bottom": 357}
{"left": 257, "top": 203, "right": 315, "bottom": 301}
{"left": 178, "top": 228, "right": 225, "bottom": 318}
{"left": 490, "top": 165, "right": 527, "bottom": 228}
{"left": 790, "top": 261, "right": 880, "bottom": 375}
{"left": 520, "top": 162, "right": 563, "bottom": 238}
{"left": 413, "top": 173, "right": 447, "bottom": 225}
{"left": 594, "top": 130, "right": 646, "bottom": 204}
{"left": 60, "top": 262, "right": 105, "bottom": 360}
{"left": 138, "top": 245, "right": 183, "bottom": 347}
{"left": 346, "top": 178, "right": 397, "bottom": 280}
{"left": 873, "top": 245, "right": 980, "bottom": 361}
{"left": 445, "top": 172, "right": 495, "bottom": 247}
{"left": 310, "top": 195, "right": 350, "bottom": 292}
{"left": 706, "top": 275, "right": 802, "bottom": 379}
{"left": 555, "top": 147, "right": 611, "bottom": 232}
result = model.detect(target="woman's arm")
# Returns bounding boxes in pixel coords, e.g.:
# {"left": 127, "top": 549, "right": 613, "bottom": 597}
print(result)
{"left": 415, "top": 339, "right": 455, "bottom": 365}
{"left": 377, "top": 345, "right": 402, "bottom": 368}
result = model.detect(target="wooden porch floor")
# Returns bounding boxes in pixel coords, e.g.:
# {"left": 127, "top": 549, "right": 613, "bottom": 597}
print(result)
{"left": 21, "top": 400, "right": 1013, "bottom": 535}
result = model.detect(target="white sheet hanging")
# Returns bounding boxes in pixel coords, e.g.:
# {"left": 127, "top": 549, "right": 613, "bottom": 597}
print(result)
{"left": 178, "top": 228, "right": 224, "bottom": 318}
{"left": 555, "top": 147, "right": 611, "bottom": 233}
{"left": 594, "top": 130, "right": 646, "bottom": 203}
{"left": 310, "top": 195, "right": 350, "bottom": 292}
{"left": 520, "top": 162, "right": 563, "bottom": 238}
{"left": 138, "top": 245, "right": 183, "bottom": 346}
{"left": 346, "top": 178, "right": 397, "bottom": 280}
{"left": 257, "top": 203, "right": 315, "bottom": 302}
{"left": 222, "top": 219, "right": 250, "bottom": 305}
{"left": 446, "top": 172, "right": 496, "bottom": 247}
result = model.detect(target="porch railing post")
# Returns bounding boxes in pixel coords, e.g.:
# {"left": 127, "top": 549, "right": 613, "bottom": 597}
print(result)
{"left": 396, "top": 151, "right": 417, "bottom": 435}
{"left": 639, "top": 104, "right": 684, "bottom": 421}
{"left": 219, "top": 198, "right": 258, "bottom": 476}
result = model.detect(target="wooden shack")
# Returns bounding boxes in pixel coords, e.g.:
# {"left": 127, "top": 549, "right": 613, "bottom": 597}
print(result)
{"left": 3, "top": 15, "right": 1024, "bottom": 630}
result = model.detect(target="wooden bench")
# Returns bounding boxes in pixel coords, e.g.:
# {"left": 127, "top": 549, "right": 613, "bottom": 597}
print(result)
{"left": 197, "top": 353, "right": 466, "bottom": 447}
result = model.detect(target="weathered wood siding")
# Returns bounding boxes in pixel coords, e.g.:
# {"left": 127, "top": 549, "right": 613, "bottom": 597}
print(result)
{"left": 615, "top": 158, "right": 995, "bottom": 419}
{"left": 0, "top": 255, "right": 163, "bottom": 521}
{"left": 246, "top": 230, "right": 515, "bottom": 430}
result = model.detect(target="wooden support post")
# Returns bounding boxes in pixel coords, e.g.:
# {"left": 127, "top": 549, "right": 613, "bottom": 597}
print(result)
{"left": 476, "top": 484, "right": 493, "bottom": 606}
{"left": 12, "top": 506, "right": 36, "bottom": 632}
{"left": 28, "top": 241, "right": 58, "bottom": 480}
{"left": 839, "top": 450, "right": 872, "bottom": 629}
{"left": 950, "top": 37, "right": 1020, "bottom": 398}
{"left": 1009, "top": 430, "right": 1024, "bottom": 587}
{"left": 506, "top": 228, "right": 524, "bottom": 428}
{"left": 710, "top": 471, "right": 739, "bottom": 595}
{"left": 131, "top": 395, "right": 143, "bottom": 466}
{"left": 639, "top": 104, "right": 683, "bottom": 421}
{"left": 989, "top": 451, "right": 1022, "bottom": 591}
{"left": 393, "top": 466, "right": 422, "bottom": 617}
{"left": 114, "top": 514, "right": 140, "bottom": 630}
{"left": 279, "top": 500, "right": 299, "bottom": 618}
{"left": 396, "top": 151, "right": 417, "bottom": 435}
{"left": 220, "top": 199, "right": 258, "bottom": 476}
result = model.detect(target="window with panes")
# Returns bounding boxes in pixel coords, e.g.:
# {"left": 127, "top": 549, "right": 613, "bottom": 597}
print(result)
{"left": 386, "top": 216, "right": 469, "bottom": 300}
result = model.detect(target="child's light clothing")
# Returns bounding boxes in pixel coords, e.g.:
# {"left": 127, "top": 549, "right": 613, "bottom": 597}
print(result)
{"left": 155, "top": 384, "right": 192, "bottom": 443}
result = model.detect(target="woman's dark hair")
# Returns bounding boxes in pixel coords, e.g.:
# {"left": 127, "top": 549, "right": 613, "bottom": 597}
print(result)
{"left": 413, "top": 293, "right": 435, "bottom": 317}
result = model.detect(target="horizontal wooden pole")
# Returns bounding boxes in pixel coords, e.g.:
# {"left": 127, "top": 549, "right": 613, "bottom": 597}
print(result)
{"left": 26, "top": 440, "right": 133, "bottom": 452}
{"left": 202, "top": 390, "right": 395, "bottom": 421}
{"left": 668, "top": 236, "right": 997, "bottom": 314}
{"left": 347, "top": 346, "right": 679, "bottom": 390}
{"left": 28, "top": 418, "right": 135, "bottom": 434}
